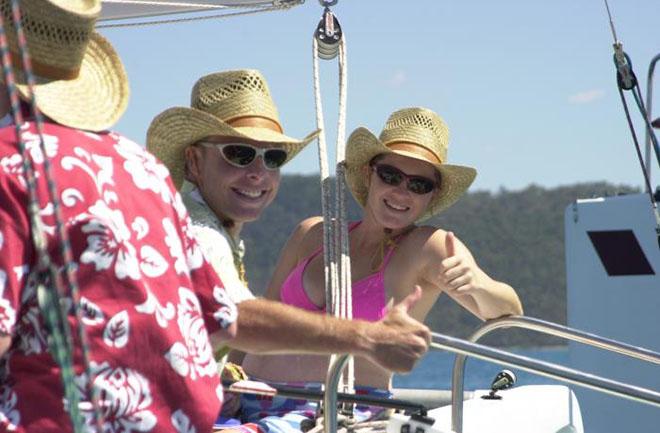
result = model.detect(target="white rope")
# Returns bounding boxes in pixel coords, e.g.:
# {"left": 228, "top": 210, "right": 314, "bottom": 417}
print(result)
{"left": 312, "top": 37, "right": 338, "bottom": 321}
{"left": 335, "top": 39, "right": 354, "bottom": 394}
{"left": 312, "top": 29, "right": 354, "bottom": 398}
{"left": 96, "top": 1, "right": 301, "bottom": 28}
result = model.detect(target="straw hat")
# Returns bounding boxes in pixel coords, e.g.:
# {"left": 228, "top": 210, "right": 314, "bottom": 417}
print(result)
{"left": 147, "top": 69, "right": 320, "bottom": 190}
{"left": 345, "top": 107, "right": 477, "bottom": 221}
{"left": 1, "top": 0, "right": 129, "bottom": 132}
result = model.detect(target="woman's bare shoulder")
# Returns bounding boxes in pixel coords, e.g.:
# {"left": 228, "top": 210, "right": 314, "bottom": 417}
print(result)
{"left": 404, "top": 225, "right": 446, "bottom": 244}
{"left": 291, "top": 216, "right": 325, "bottom": 257}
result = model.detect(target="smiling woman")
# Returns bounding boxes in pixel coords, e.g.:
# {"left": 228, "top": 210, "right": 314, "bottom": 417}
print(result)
{"left": 234, "top": 106, "right": 523, "bottom": 431}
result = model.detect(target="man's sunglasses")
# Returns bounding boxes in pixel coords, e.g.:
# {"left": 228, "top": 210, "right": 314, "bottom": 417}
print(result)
{"left": 372, "top": 163, "right": 437, "bottom": 195}
{"left": 201, "top": 142, "right": 288, "bottom": 170}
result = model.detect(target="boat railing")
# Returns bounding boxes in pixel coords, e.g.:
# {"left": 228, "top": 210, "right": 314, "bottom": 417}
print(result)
{"left": 450, "top": 315, "right": 660, "bottom": 433}
{"left": 323, "top": 315, "right": 660, "bottom": 433}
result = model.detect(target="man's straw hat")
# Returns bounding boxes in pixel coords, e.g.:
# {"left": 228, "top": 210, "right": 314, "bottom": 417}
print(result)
{"left": 147, "top": 69, "right": 320, "bottom": 190}
{"left": 345, "top": 107, "right": 477, "bottom": 222}
{"left": 2, "top": 0, "right": 129, "bottom": 132}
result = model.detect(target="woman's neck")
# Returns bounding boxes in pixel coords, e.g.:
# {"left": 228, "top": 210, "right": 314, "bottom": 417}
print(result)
{"left": 353, "top": 213, "right": 414, "bottom": 249}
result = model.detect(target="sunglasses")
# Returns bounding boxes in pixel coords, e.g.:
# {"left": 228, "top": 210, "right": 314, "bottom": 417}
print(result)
{"left": 201, "top": 142, "right": 288, "bottom": 170}
{"left": 372, "top": 164, "right": 437, "bottom": 195}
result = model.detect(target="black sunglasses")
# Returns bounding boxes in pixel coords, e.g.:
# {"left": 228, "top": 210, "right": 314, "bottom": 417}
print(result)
{"left": 372, "top": 164, "right": 437, "bottom": 195}
{"left": 201, "top": 142, "right": 288, "bottom": 170}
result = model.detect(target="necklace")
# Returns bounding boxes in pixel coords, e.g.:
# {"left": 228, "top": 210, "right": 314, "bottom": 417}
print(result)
{"left": 368, "top": 225, "right": 416, "bottom": 271}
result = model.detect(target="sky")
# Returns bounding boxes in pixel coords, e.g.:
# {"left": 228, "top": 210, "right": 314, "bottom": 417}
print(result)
{"left": 100, "top": 0, "right": 660, "bottom": 192}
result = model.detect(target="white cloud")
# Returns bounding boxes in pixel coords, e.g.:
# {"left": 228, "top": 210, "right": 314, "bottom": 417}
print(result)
{"left": 386, "top": 70, "right": 407, "bottom": 88}
{"left": 568, "top": 89, "right": 605, "bottom": 104}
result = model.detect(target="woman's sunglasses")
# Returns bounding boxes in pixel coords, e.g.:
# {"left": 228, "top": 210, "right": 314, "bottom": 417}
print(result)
{"left": 372, "top": 163, "right": 437, "bottom": 195}
{"left": 201, "top": 142, "right": 288, "bottom": 170}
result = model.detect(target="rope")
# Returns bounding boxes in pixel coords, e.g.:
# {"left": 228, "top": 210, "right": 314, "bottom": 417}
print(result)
{"left": 334, "top": 39, "right": 354, "bottom": 394}
{"left": 312, "top": 18, "right": 354, "bottom": 399}
{"left": 0, "top": 1, "right": 103, "bottom": 431}
{"left": 96, "top": 0, "right": 303, "bottom": 28}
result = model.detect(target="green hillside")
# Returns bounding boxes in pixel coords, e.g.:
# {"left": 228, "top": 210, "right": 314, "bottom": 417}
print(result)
{"left": 241, "top": 177, "right": 638, "bottom": 347}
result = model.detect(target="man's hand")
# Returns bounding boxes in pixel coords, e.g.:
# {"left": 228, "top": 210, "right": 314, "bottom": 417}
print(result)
{"left": 363, "top": 286, "right": 431, "bottom": 373}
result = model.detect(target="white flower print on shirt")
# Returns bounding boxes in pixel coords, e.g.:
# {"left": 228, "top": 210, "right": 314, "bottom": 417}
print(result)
{"left": 0, "top": 270, "right": 16, "bottom": 335}
{"left": 212, "top": 286, "right": 237, "bottom": 330}
{"left": 0, "top": 153, "right": 26, "bottom": 187}
{"left": 132, "top": 217, "right": 149, "bottom": 241}
{"left": 164, "top": 287, "right": 216, "bottom": 380}
{"left": 80, "top": 297, "right": 105, "bottom": 326}
{"left": 135, "top": 287, "right": 175, "bottom": 328}
{"left": 171, "top": 409, "right": 196, "bottom": 433}
{"left": 21, "top": 131, "right": 59, "bottom": 164}
{"left": 103, "top": 311, "right": 130, "bottom": 349}
{"left": 139, "top": 245, "right": 168, "bottom": 278}
{"left": 80, "top": 200, "right": 140, "bottom": 280}
{"left": 163, "top": 218, "right": 188, "bottom": 276}
{"left": 61, "top": 147, "right": 116, "bottom": 204}
{"left": 114, "top": 136, "right": 172, "bottom": 204}
{"left": 76, "top": 361, "right": 156, "bottom": 433}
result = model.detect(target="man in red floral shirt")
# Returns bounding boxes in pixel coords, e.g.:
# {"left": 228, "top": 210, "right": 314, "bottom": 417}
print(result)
{"left": 0, "top": 1, "right": 430, "bottom": 432}
{"left": 0, "top": 1, "right": 238, "bottom": 431}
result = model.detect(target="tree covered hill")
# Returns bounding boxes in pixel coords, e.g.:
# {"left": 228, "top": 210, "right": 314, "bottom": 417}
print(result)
{"left": 241, "top": 177, "right": 637, "bottom": 347}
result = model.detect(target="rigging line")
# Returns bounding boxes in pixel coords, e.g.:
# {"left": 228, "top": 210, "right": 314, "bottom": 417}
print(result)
{"left": 631, "top": 85, "right": 660, "bottom": 169}
{"left": 617, "top": 86, "right": 659, "bottom": 217}
{"left": 3, "top": 1, "right": 105, "bottom": 430}
{"left": 602, "top": 0, "right": 618, "bottom": 44}
{"left": 96, "top": 1, "right": 301, "bottom": 28}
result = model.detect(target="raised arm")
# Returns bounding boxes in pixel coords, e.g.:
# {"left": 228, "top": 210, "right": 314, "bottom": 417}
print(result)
{"left": 215, "top": 287, "right": 430, "bottom": 373}
{"left": 422, "top": 230, "right": 523, "bottom": 320}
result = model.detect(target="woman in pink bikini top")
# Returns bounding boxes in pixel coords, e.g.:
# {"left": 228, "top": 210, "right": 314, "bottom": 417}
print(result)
{"left": 240, "top": 107, "right": 523, "bottom": 390}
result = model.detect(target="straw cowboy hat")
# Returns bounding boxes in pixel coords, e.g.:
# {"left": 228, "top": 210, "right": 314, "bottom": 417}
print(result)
{"left": 147, "top": 69, "right": 320, "bottom": 189}
{"left": 345, "top": 107, "right": 477, "bottom": 221}
{"left": 1, "top": 0, "right": 129, "bottom": 132}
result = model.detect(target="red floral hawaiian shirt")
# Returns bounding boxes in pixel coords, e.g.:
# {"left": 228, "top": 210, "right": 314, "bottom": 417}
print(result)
{"left": 0, "top": 122, "right": 237, "bottom": 432}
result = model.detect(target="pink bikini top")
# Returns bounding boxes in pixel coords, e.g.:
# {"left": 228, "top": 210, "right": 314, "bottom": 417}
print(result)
{"left": 280, "top": 221, "right": 399, "bottom": 322}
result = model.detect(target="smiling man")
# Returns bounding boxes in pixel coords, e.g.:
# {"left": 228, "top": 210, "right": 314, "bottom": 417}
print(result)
{"left": 148, "top": 70, "right": 319, "bottom": 304}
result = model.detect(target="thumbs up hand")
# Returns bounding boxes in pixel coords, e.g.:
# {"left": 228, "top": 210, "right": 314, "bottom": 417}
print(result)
{"left": 440, "top": 231, "right": 483, "bottom": 296}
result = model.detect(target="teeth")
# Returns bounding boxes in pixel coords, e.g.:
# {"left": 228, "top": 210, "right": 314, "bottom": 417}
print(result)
{"left": 235, "top": 189, "right": 264, "bottom": 198}
{"left": 385, "top": 199, "right": 408, "bottom": 211}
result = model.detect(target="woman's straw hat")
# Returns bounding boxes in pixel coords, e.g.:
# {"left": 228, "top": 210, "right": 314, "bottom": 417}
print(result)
{"left": 2, "top": 0, "right": 129, "bottom": 132}
{"left": 147, "top": 69, "right": 320, "bottom": 190}
{"left": 345, "top": 107, "right": 477, "bottom": 221}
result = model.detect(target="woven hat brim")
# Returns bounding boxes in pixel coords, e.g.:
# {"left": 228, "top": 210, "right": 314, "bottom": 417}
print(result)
{"left": 147, "top": 107, "right": 320, "bottom": 190}
{"left": 15, "top": 32, "right": 129, "bottom": 132}
{"left": 345, "top": 127, "right": 477, "bottom": 222}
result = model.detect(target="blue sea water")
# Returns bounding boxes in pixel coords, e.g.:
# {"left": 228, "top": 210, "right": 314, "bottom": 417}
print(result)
{"left": 393, "top": 346, "right": 569, "bottom": 391}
